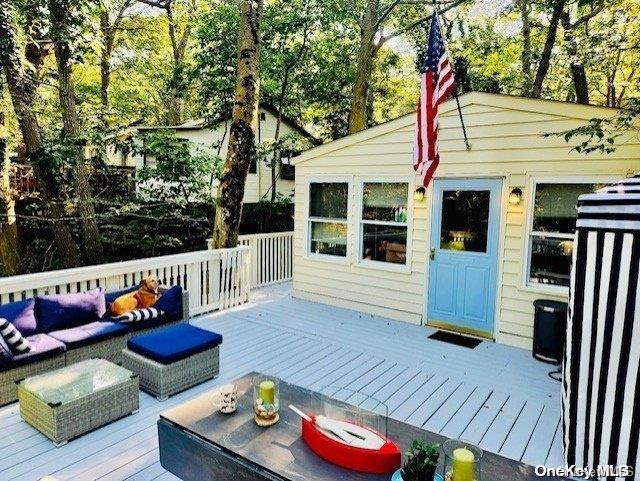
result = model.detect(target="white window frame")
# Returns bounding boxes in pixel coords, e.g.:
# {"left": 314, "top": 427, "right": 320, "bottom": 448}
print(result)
{"left": 306, "top": 177, "right": 351, "bottom": 263}
{"left": 523, "top": 175, "right": 618, "bottom": 294}
{"left": 356, "top": 177, "right": 413, "bottom": 273}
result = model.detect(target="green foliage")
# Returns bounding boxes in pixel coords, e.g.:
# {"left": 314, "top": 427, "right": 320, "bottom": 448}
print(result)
{"left": 134, "top": 129, "right": 222, "bottom": 204}
{"left": 548, "top": 97, "right": 640, "bottom": 154}
{"left": 191, "top": 0, "right": 358, "bottom": 140}
{"left": 240, "top": 197, "right": 294, "bottom": 234}
{"left": 401, "top": 440, "right": 440, "bottom": 481}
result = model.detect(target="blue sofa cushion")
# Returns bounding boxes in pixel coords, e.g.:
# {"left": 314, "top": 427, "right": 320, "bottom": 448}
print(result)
{"left": 127, "top": 324, "right": 222, "bottom": 364}
{"left": 153, "top": 285, "right": 183, "bottom": 321}
{"left": 0, "top": 334, "right": 66, "bottom": 370}
{"left": 103, "top": 285, "right": 139, "bottom": 318}
{"left": 0, "top": 299, "right": 38, "bottom": 336}
{"left": 48, "top": 321, "right": 129, "bottom": 350}
{"left": 35, "top": 288, "right": 106, "bottom": 332}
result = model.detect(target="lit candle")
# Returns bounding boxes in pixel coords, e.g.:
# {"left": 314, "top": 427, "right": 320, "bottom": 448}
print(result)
{"left": 259, "top": 380, "right": 275, "bottom": 405}
{"left": 452, "top": 447, "right": 475, "bottom": 481}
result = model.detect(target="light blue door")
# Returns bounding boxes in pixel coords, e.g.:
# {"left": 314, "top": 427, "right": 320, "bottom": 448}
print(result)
{"left": 427, "top": 179, "right": 502, "bottom": 337}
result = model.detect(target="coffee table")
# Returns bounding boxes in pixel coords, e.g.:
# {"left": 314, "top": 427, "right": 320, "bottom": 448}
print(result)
{"left": 158, "top": 373, "right": 564, "bottom": 481}
{"left": 18, "top": 359, "right": 139, "bottom": 446}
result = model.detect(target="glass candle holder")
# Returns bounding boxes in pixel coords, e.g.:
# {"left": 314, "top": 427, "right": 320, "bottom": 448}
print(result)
{"left": 442, "top": 439, "right": 482, "bottom": 481}
{"left": 252, "top": 375, "right": 279, "bottom": 425}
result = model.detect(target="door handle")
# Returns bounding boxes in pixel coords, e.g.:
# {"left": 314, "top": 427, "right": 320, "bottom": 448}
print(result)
{"left": 430, "top": 248, "right": 435, "bottom": 260}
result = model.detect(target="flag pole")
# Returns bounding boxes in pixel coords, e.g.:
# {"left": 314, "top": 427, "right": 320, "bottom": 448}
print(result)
{"left": 432, "top": 4, "right": 471, "bottom": 151}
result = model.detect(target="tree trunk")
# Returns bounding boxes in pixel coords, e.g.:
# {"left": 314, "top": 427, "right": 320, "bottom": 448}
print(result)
{"left": 270, "top": 112, "right": 281, "bottom": 203}
{"left": 561, "top": 11, "right": 589, "bottom": 104}
{"left": 100, "top": 10, "right": 112, "bottom": 111}
{"left": 530, "top": 0, "right": 565, "bottom": 98}
{"left": 348, "top": 42, "right": 377, "bottom": 134}
{"left": 348, "top": 1, "right": 379, "bottom": 134}
{"left": 520, "top": 0, "right": 533, "bottom": 94}
{"left": 212, "top": 0, "right": 263, "bottom": 249}
{"left": 0, "top": 113, "right": 19, "bottom": 275}
{"left": 49, "top": 0, "right": 106, "bottom": 263}
{"left": 0, "top": 0, "right": 79, "bottom": 268}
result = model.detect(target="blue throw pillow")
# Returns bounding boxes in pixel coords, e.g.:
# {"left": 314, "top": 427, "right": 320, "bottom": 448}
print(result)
{"left": 0, "top": 299, "right": 37, "bottom": 336}
{"left": 35, "top": 288, "right": 106, "bottom": 333}
{"left": 153, "top": 285, "right": 183, "bottom": 320}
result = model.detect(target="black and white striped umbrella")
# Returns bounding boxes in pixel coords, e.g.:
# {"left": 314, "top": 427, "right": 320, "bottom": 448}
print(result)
{"left": 563, "top": 174, "right": 640, "bottom": 479}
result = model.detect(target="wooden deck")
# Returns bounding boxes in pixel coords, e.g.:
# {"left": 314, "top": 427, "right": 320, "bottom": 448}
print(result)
{"left": 0, "top": 282, "right": 563, "bottom": 481}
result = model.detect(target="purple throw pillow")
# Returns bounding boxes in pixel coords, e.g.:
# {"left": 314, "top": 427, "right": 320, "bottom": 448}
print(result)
{"left": 0, "top": 298, "right": 38, "bottom": 336}
{"left": 35, "top": 288, "right": 106, "bottom": 333}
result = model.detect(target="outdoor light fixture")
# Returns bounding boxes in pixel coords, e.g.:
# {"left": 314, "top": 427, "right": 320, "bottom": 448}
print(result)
{"left": 509, "top": 188, "right": 523, "bottom": 206}
{"left": 414, "top": 186, "right": 426, "bottom": 202}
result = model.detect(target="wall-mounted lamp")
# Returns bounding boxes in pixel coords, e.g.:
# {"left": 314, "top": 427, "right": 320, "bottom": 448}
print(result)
{"left": 509, "top": 187, "right": 523, "bottom": 206}
{"left": 414, "top": 186, "right": 426, "bottom": 202}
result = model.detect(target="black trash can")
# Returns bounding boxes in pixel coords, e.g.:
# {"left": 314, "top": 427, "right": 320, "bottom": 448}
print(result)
{"left": 532, "top": 299, "right": 567, "bottom": 364}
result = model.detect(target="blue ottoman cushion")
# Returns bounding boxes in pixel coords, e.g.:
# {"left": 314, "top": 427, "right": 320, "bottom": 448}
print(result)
{"left": 127, "top": 324, "right": 222, "bottom": 365}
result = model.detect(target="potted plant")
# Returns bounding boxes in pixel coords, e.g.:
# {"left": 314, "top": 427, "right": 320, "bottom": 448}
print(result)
{"left": 395, "top": 440, "right": 440, "bottom": 481}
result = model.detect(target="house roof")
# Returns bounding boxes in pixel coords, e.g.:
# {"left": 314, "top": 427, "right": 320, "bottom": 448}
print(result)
{"left": 137, "top": 104, "right": 319, "bottom": 144}
{"left": 292, "top": 91, "right": 621, "bottom": 165}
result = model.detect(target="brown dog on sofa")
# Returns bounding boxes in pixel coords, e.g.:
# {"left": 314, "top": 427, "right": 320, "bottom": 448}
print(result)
{"left": 110, "top": 275, "right": 161, "bottom": 317}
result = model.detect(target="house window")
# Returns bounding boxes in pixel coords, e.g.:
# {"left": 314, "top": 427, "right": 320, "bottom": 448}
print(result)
{"left": 527, "top": 181, "right": 605, "bottom": 288}
{"left": 360, "top": 182, "right": 409, "bottom": 265}
{"left": 308, "top": 182, "right": 349, "bottom": 258}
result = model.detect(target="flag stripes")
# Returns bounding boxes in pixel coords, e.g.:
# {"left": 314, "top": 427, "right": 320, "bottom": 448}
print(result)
{"left": 413, "top": 14, "right": 456, "bottom": 188}
{"left": 563, "top": 175, "right": 640, "bottom": 479}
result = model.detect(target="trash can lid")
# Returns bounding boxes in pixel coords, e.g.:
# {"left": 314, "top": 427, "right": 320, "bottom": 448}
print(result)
{"left": 533, "top": 299, "right": 568, "bottom": 313}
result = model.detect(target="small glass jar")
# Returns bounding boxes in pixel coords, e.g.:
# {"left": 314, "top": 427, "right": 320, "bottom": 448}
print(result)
{"left": 252, "top": 375, "right": 279, "bottom": 425}
{"left": 442, "top": 439, "right": 482, "bottom": 481}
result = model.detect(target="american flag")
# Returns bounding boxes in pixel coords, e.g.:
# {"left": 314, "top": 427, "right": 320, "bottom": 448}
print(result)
{"left": 413, "top": 14, "right": 456, "bottom": 187}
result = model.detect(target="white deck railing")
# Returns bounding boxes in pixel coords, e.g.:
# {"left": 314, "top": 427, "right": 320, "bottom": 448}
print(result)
{"left": 238, "top": 231, "right": 294, "bottom": 287}
{"left": 0, "top": 246, "right": 250, "bottom": 315}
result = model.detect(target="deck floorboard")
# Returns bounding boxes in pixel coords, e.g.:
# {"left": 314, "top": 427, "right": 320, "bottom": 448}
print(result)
{"left": 0, "top": 282, "right": 562, "bottom": 480}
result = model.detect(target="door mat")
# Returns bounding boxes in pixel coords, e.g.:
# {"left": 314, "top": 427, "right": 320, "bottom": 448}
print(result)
{"left": 428, "top": 330, "right": 482, "bottom": 349}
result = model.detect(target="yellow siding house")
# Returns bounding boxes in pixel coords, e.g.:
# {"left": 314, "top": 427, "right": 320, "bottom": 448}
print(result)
{"left": 291, "top": 92, "right": 640, "bottom": 349}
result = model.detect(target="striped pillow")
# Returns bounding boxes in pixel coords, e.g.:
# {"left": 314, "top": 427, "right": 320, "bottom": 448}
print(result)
{"left": 112, "top": 308, "right": 163, "bottom": 324}
{"left": 0, "top": 318, "right": 32, "bottom": 356}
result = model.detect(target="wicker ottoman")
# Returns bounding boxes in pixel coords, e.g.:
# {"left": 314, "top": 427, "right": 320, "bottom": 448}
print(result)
{"left": 17, "top": 359, "right": 139, "bottom": 446}
{"left": 122, "top": 324, "right": 222, "bottom": 401}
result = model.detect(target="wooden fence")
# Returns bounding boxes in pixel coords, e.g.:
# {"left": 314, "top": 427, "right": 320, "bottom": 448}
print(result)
{"left": 237, "top": 231, "right": 294, "bottom": 288}
{"left": 0, "top": 246, "right": 250, "bottom": 315}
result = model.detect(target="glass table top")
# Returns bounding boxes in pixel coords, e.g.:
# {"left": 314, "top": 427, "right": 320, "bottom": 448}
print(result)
{"left": 20, "top": 359, "right": 133, "bottom": 405}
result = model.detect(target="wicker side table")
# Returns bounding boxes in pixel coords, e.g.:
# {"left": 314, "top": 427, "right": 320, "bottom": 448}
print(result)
{"left": 122, "top": 345, "right": 219, "bottom": 401}
{"left": 17, "top": 359, "right": 139, "bottom": 446}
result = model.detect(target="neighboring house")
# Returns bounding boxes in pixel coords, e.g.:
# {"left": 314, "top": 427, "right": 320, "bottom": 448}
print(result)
{"left": 108, "top": 106, "right": 317, "bottom": 203}
{"left": 291, "top": 91, "right": 640, "bottom": 349}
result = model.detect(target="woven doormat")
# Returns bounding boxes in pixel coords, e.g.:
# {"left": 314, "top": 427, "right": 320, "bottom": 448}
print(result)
{"left": 428, "top": 330, "right": 482, "bottom": 349}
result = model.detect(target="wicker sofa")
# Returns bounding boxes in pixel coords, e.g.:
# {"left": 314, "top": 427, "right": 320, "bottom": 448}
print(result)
{"left": 0, "top": 286, "right": 189, "bottom": 406}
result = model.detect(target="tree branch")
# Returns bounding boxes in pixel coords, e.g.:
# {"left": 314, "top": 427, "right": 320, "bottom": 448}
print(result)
{"left": 571, "top": 1, "right": 606, "bottom": 27}
{"left": 379, "top": 0, "right": 467, "bottom": 44}
{"left": 375, "top": 0, "right": 402, "bottom": 30}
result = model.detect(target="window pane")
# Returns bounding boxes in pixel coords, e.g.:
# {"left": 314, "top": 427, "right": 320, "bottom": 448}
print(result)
{"left": 533, "top": 183, "right": 604, "bottom": 234}
{"left": 529, "top": 236, "right": 573, "bottom": 287}
{"left": 362, "top": 183, "right": 408, "bottom": 222}
{"left": 362, "top": 224, "right": 407, "bottom": 264}
{"left": 310, "top": 183, "right": 348, "bottom": 219}
{"left": 440, "top": 190, "right": 490, "bottom": 253}
{"left": 310, "top": 222, "right": 347, "bottom": 257}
